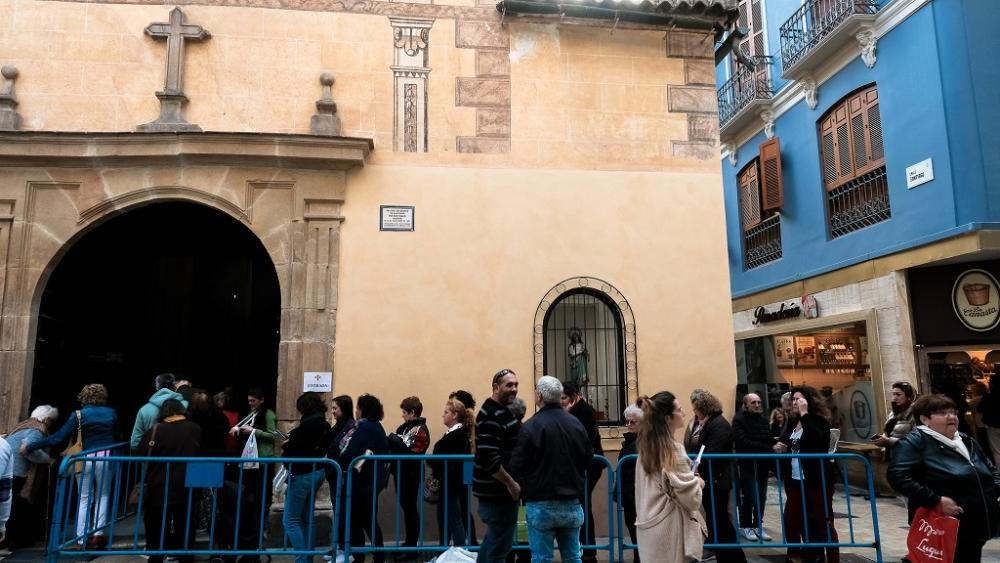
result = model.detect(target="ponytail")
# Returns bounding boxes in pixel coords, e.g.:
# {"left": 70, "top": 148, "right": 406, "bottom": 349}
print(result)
{"left": 636, "top": 392, "right": 680, "bottom": 475}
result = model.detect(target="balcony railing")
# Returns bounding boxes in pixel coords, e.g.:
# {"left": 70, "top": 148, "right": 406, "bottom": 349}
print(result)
{"left": 780, "top": 0, "right": 881, "bottom": 71}
{"left": 718, "top": 56, "right": 774, "bottom": 128}
{"left": 744, "top": 214, "right": 782, "bottom": 269}
{"left": 828, "top": 165, "right": 890, "bottom": 238}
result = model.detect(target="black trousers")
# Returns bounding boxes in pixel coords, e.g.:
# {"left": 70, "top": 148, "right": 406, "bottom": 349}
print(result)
{"left": 580, "top": 466, "right": 603, "bottom": 561}
{"left": 396, "top": 470, "right": 422, "bottom": 547}
{"left": 622, "top": 495, "right": 640, "bottom": 562}
{"left": 350, "top": 486, "right": 385, "bottom": 563}
{"left": 703, "top": 485, "right": 747, "bottom": 563}
{"left": 736, "top": 461, "right": 771, "bottom": 528}
{"left": 5, "top": 477, "right": 43, "bottom": 549}
{"left": 144, "top": 487, "right": 194, "bottom": 563}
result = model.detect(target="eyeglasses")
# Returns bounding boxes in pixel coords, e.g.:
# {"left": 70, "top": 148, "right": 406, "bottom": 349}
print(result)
{"left": 930, "top": 409, "right": 958, "bottom": 417}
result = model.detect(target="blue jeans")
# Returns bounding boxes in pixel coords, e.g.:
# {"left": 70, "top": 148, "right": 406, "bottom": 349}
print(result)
{"left": 525, "top": 500, "right": 583, "bottom": 563}
{"left": 284, "top": 469, "right": 325, "bottom": 563}
{"left": 439, "top": 490, "right": 468, "bottom": 545}
{"left": 476, "top": 499, "right": 519, "bottom": 563}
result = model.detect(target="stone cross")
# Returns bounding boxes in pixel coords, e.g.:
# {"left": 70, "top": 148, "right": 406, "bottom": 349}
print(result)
{"left": 137, "top": 7, "right": 210, "bottom": 132}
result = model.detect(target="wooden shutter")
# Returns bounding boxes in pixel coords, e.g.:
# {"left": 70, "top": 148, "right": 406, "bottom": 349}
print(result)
{"left": 733, "top": 0, "right": 765, "bottom": 74}
{"left": 738, "top": 160, "right": 762, "bottom": 230}
{"left": 820, "top": 85, "right": 884, "bottom": 190}
{"left": 759, "top": 138, "right": 784, "bottom": 211}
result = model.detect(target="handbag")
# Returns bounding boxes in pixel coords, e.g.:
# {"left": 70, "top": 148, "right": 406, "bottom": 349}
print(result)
{"left": 60, "top": 410, "right": 84, "bottom": 474}
{"left": 423, "top": 474, "right": 441, "bottom": 504}
{"left": 906, "top": 506, "right": 959, "bottom": 563}
{"left": 128, "top": 423, "right": 159, "bottom": 506}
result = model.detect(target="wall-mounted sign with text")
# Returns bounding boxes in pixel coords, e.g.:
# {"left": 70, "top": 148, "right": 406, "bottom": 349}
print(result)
{"left": 906, "top": 158, "right": 934, "bottom": 189}
{"left": 303, "top": 371, "right": 333, "bottom": 393}
{"left": 380, "top": 205, "right": 415, "bottom": 231}
{"left": 952, "top": 269, "right": 1000, "bottom": 332}
{"left": 752, "top": 294, "right": 820, "bottom": 325}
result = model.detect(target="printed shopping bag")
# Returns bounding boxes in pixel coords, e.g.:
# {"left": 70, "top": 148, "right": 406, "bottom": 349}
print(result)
{"left": 906, "top": 506, "right": 959, "bottom": 563}
{"left": 241, "top": 430, "right": 259, "bottom": 469}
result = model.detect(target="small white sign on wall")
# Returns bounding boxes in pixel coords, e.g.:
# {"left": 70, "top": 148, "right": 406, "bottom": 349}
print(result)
{"left": 906, "top": 158, "right": 934, "bottom": 189}
{"left": 303, "top": 371, "right": 333, "bottom": 393}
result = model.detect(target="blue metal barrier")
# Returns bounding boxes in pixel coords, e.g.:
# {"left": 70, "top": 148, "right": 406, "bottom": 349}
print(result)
{"left": 47, "top": 454, "right": 342, "bottom": 562}
{"left": 614, "top": 452, "right": 883, "bottom": 563}
{"left": 47, "top": 449, "right": 885, "bottom": 562}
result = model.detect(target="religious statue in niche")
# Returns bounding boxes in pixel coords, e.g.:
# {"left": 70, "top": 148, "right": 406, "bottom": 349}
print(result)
{"left": 568, "top": 329, "right": 589, "bottom": 392}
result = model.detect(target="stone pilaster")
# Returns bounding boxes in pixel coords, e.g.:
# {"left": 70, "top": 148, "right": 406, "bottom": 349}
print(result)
{"left": 389, "top": 17, "right": 433, "bottom": 152}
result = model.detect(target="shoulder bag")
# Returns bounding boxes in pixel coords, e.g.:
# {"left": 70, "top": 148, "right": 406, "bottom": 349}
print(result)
{"left": 60, "top": 410, "right": 84, "bottom": 474}
{"left": 128, "top": 423, "right": 159, "bottom": 506}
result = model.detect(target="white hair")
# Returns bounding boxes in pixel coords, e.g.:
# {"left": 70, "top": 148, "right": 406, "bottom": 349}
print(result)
{"left": 31, "top": 405, "right": 59, "bottom": 422}
{"left": 536, "top": 376, "right": 564, "bottom": 406}
{"left": 623, "top": 404, "right": 643, "bottom": 420}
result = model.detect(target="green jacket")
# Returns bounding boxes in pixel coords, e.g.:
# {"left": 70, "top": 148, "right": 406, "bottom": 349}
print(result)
{"left": 249, "top": 409, "right": 278, "bottom": 458}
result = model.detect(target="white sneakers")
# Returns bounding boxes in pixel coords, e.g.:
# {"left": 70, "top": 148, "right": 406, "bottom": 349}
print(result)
{"left": 740, "top": 527, "right": 773, "bottom": 541}
{"left": 322, "top": 550, "right": 353, "bottom": 563}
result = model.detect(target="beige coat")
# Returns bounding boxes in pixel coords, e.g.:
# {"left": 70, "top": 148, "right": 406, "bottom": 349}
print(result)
{"left": 634, "top": 442, "right": 706, "bottom": 563}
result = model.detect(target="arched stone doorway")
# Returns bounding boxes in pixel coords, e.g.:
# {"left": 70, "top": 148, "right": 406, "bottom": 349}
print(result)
{"left": 30, "top": 201, "right": 281, "bottom": 426}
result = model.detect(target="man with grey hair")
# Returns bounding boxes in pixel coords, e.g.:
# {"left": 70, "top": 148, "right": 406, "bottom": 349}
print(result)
{"left": 509, "top": 376, "right": 592, "bottom": 563}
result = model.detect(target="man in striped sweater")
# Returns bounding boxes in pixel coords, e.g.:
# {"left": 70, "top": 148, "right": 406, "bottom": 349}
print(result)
{"left": 473, "top": 368, "right": 521, "bottom": 563}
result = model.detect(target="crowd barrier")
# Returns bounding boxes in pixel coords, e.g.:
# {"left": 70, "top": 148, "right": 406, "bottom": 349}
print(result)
{"left": 47, "top": 450, "right": 884, "bottom": 563}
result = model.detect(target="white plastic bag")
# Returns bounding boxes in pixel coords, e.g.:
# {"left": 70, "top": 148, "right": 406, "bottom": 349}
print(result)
{"left": 241, "top": 430, "right": 259, "bottom": 469}
{"left": 427, "top": 547, "right": 476, "bottom": 563}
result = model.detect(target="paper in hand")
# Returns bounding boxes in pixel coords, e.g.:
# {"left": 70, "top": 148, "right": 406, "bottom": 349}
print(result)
{"left": 691, "top": 445, "right": 705, "bottom": 472}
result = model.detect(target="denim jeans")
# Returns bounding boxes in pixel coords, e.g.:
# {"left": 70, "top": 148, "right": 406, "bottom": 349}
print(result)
{"left": 525, "top": 500, "right": 583, "bottom": 563}
{"left": 476, "top": 499, "right": 519, "bottom": 563}
{"left": 284, "top": 469, "right": 325, "bottom": 563}
{"left": 439, "top": 490, "right": 468, "bottom": 545}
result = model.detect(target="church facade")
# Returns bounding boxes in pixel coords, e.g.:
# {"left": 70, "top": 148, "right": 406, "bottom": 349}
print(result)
{"left": 0, "top": 0, "right": 737, "bottom": 442}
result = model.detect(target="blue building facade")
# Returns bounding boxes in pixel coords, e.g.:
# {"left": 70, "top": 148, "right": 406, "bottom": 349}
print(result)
{"left": 718, "top": 0, "right": 1000, "bottom": 444}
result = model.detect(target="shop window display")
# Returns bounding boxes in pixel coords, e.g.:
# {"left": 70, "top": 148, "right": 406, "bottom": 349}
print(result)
{"left": 736, "top": 321, "right": 876, "bottom": 442}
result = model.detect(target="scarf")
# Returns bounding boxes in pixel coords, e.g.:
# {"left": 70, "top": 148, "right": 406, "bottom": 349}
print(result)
{"left": 918, "top": 425, "right": 970, "bottom": 461}
{"left": 8, "top": 418, "right": 50, "bottom": 502}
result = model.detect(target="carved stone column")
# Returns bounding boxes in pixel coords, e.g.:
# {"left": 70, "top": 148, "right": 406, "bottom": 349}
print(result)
{"left": 389, "top": 17, "right": 433, "bottom": 153}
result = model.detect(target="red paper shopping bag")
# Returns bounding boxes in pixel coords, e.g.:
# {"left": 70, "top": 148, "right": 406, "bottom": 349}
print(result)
{"left": 906, "top": 506, "right": 959, "bottom": 563}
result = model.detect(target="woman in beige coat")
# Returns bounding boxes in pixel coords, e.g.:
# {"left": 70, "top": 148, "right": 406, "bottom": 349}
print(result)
{"left": 634, "top": 391, "right": 706, "bottom": 563}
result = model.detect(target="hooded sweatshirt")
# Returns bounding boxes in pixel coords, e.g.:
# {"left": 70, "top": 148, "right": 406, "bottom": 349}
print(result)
{"left": 130, "top": 388, "right": 188, "bottom": 449}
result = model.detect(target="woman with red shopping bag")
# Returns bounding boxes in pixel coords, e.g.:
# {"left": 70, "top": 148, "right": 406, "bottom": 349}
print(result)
{"left": 888, "top": 394, "right": 1000, "bottom": 563}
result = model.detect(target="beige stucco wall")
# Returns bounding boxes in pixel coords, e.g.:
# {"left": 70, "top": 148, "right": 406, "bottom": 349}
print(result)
{"left": 0, "top": 0, "right": 736, "bottom": 441}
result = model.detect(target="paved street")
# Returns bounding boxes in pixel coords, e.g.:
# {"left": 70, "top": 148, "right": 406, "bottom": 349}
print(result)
{"left": 3, "top": 486, "right": 1000, "bottom": 563}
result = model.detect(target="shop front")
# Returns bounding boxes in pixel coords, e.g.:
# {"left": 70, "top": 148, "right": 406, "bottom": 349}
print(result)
{"left": 910, "top": 261, "right": 1000, "bottom": 440}
{"left": 734, "top": 307, "right": 884, "bottom": 445}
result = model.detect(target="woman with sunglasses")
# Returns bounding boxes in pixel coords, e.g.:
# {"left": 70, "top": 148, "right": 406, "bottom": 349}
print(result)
{"left": 888, "top": 394, "right": 1000, "bottom": 563}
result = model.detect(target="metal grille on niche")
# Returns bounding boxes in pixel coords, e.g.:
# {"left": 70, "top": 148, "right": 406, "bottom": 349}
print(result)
{"left": 542, "top": 289, "right": 626, "bottom": 426}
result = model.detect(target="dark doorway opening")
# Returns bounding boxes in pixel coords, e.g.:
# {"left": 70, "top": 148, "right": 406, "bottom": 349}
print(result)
{"left": 31, "top": 201, "right": 281, "bottom": 432}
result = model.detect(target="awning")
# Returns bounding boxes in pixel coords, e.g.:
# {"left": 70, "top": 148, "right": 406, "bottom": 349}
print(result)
{"left": 497, "top": 0, "right": 738, "bottom": 29}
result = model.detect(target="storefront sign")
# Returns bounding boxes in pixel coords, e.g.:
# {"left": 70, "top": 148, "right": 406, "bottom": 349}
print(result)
{"left": 752, "top": 294, "right": 819, "bottom": 325}
{"left": 952, "top": 269, "right": 1000, "bottom": 332}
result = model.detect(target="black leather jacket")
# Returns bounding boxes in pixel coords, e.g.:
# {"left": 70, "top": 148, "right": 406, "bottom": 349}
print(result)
{"left": 887, "top": 429, "right": 1000, "bottom": 543}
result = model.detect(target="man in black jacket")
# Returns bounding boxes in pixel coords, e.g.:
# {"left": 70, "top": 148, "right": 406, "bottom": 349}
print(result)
{"left": 694, "top": 391, "right": 747, "bottom": 563}
{"left": 732, "top": 392, "right": 775, "bottom": 542}
{"left": 510, "top": 376, "right": 592, "bottom": 563}
{"left": 561, "top": 382, "right": 603, "bottom": 563}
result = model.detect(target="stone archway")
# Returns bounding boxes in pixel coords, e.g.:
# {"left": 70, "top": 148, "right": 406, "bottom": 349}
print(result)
{"left": 0, "top": 132, "right": 372, "bottom": 432}
{"left": 30, "top": 200, "right": 282, "bottom": 428}
{"left": 532, "top": 276, "right": 638, "bottom": 435}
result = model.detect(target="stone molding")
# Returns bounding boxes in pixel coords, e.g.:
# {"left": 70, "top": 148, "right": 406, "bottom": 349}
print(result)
{"left": 856, "top": 28, "right": 878, "bottom": 68}
{"left": 78, "top": 185, "right": 249, "bottom": 227}
{"left": 0, "top": 132, "right": 373, "bottom": 170}
{"left": 532, "top": 276, "right": 638, "bottom": 438}
{"left": 0, "top": 66, "right": 21, "bottom": 131}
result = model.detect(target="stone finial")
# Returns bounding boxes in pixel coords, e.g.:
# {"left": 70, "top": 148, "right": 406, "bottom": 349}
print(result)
{"left": 310, "top": 71, "right": 342, "bottom": 136}
{"left": 0, "top": 65, "right": 22, "bottom": 131}
{"left": 137, "top": 8, "right": 210, "bottom": 132}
